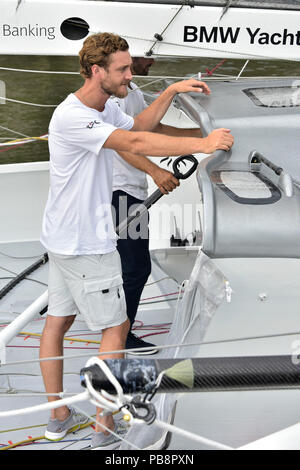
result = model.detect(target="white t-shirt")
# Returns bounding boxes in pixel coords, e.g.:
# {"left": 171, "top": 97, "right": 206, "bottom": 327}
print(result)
{"left": 40, "top": 93, "right": 134, "bottom": 255}
{"left": 112, "top": 83, "right": 148, "bottom": 200}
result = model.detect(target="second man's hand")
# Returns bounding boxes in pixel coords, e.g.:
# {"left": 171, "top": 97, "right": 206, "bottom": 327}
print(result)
{"left": 150, "top": 166, "right": 180, "bottom": 195}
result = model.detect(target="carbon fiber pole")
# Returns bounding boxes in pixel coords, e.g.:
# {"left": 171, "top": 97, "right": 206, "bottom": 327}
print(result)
{"left": 80, "top": 355, "right": 300, "bottom": 395}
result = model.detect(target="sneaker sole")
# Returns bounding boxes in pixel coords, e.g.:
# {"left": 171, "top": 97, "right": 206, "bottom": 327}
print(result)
{"left": 91, "top": 441, "right": 121, "bottom": 450}
{"left": 45, "top": 421, "right": 89, "bottom": 441}
{"left": 126, "top": 348, "right": 158, "bottom": 356}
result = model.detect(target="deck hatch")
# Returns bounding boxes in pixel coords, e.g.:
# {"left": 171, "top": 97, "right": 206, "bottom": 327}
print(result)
{"left": 243, "top": 86, "right": 300, "bottom": 108}
{"left": 211, "top": 170, "right": 282, "bottom": 205}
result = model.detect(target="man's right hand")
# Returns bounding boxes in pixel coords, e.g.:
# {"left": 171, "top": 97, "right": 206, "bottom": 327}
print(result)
{"left": 203, "top": 128, "right": 234, "bottom": 154}
{"left": 151, "top": 166, "right": 180, "bottom": 195}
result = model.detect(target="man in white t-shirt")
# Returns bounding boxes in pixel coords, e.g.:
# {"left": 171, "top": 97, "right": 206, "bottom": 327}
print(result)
{"left": 111, "top": 58, "right": 207, "bottom": 355}
{"left": 39, "top": 32, "right": 234, "bottom": 449}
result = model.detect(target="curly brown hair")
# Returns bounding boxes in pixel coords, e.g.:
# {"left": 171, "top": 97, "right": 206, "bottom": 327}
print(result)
{"left": 79, "top": 32, "right": 129, "bottom": 79}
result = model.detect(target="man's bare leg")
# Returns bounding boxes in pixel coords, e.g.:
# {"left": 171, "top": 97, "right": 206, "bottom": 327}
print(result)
{"left": 95, "top": 318, "right": 130, "bottom": 434}
{"left": 40, "top": 314, "right": 76, "bottom": 421}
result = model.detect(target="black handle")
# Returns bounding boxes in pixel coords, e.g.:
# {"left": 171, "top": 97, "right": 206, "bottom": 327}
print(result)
{"left": 172, "top": 154, "right": 198, "bottom": 180}
{"left": 116, "top": 154, "right": 198, "bottom": 236}
{"left": 250, "top": 151, "right": 283, "bottom": 176}
{"left": 140, "top": 154, "right": 198, "bottom": 209}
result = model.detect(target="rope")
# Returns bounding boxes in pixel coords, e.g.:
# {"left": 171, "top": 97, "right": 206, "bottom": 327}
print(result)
{"left": 0, "top": 136, "right": 48, "bottom": 147}
{"left": 0, "top": 391, "right": 90, "bottom": 418}
{"left": 73, "top": 405, "right": 141, "bottom": 450}
{"left": 0, "top": 66, "right": 79, "bottom": 75}
{"left": 0, "top": 124, "right": 30, "bottom": 138}
{"left": 145, "top": 4, "right": 185, "bottom": 56}
{"left": 3, "top": 328, "right": 300, "bottom": 368}
{"left": 0, "top": 419, "right": 92, "bottom": 450}
{"left": 235, "top": 59, "right": 250, "bottom": 80}
{"left": 154, "top": 419, "right": 233, "bottom": 450}
{"left": 0, "top": 96, "right": 57, "bottom": 107}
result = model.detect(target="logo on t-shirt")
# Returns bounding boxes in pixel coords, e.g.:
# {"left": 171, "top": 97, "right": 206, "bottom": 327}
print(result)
{"left": 86, "top": 120, "right": 101, "bottom": 129}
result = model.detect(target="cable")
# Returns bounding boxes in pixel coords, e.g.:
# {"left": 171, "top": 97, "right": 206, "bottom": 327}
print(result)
{"left": 154, "top": 419, "right": 232, "bottom": 450}
{"left": 73, "top": 405, "right": 140, "bottom": 451}
{"left": 0, "top": 419, "right": 92, "bottom": 450}
{"left": 0, "top": 66, "right": 79, "bottom": 75}
{"left": 0, "top": 95, "right": 57, "bottom": 107}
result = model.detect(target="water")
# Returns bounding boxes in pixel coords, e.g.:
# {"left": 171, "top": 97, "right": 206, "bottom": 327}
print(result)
{"left": 0, "top": 55, "right": 299, "bottom": 165}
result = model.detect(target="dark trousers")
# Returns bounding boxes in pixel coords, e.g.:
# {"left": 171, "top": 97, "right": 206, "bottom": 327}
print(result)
{"left": 112, "top": 190, "right": 152, "bottom": 326}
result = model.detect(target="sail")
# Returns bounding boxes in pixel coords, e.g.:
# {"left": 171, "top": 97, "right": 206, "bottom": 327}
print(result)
{"left": 0, "top": 0, "right": 300, "bottom": 59}
{"left": 100, "top": 0, "right": 300, "bottom": 10}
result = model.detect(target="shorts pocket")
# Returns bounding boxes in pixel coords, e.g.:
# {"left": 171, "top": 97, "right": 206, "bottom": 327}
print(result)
{"left": 83, "top": 274, "right": 126, "bottom": 330}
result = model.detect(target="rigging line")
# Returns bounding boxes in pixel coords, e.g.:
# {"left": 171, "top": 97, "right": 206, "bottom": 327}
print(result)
{"left": 0, "top": 136, "right": 48, "bottom": 146}
{"left": 0, "top": 66, "right": 79, "bottom": 75}
{"left": 0, "top": 422, "right": 47, "bottom": 434}
{"left": 0, "top": 391, "right": 76, "bottom": 397}
{"left": 0, "top": 250, "right": 46, "bottom": 260}
{"left": 0, "top": 66, "right": 189, "bottom": 80}
{"left": 235, "top": 59, "right": 250, "bottom": 80}
{"left": 154, "top": 418, "right": 233, "bottom": 450}
{"left": 0, "top": 276, "right": 47, "bottom": 287}
{"left": 145, "top": 4, "right": 185, "bottom": 56}
{"left": 219, "top": 0, "right": 234, "bottom": 21}
{"left": 72, "top": 405, "right": 141, "bottom": 451}
{"left": 0, "top": 422, "right": 93, "bottom": 451}
{"left": 0, "top": 96, "right": 57, "bottom": 107}
{"left": 59, "top": 431, "right": 94, "bottom": 451}
{"left": 19, "top": 331, "right": 101, "bottom": 345}
{"left": 0, "top": 124, "right": 30, "bottom": 139}
{"left": 0, "top": 390, "right": 90, "bottom": 418}
{"left": 3, "top": 329, "right": 300, "bottom": 368}
{"left": 144, "top": 276, "right": 179, "bottom": 287}
{"left": 139, "top": 296, "right": 183, "bottom": 306}
{"left": 16, "top": 0, "right": 22, "bottom": 12}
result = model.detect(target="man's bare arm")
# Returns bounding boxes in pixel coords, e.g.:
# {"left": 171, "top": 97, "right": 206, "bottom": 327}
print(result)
{"left": 132, "top": 79, "right": 210, "bottom": 132}
{"left": 103, "top": 127, "right": 233, "bottom": 156}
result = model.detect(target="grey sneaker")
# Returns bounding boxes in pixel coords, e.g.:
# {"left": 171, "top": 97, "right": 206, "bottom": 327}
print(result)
{"left": 90, "top": 422, "right": 129, "bottom": 450}
{"left": 45, "top": 407, "right": 89, "bottom": 441}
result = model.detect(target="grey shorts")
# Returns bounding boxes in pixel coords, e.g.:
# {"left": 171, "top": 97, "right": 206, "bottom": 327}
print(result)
{"left": 47, "top": 250, "right": 127, "bottom": 331}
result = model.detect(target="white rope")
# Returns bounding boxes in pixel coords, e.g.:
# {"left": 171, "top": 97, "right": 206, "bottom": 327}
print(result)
{"left": 3, "top": 327, "right": 300, "bottom": 368}
{"left": 154, "top": 419, "right": 233, "bottom": 450}
{"left": 73, "top": 405, "right": 141, "bottom": 450}
{"left": 0, "top": 66, "right": 79, "bottom": 75}
{"left": 0, "top": 96, "right": 57, "bottom": 107}
{"left": 235, "top": 60, "right": 250, "bottom": 81}
{"left": 0, "top": 135, "right": 48, "bottom": 147}
{"left": 0, "top": 391, "right": 71, "bottom": 398}
{"left": 83, "top": 357, "right": 128, "bottom": 413}
{"left": 0, "top": 390, "right": 90, "bottom": 418}
{"left": 0, "top": 124, "right": 30, "bottom": 138}
{"left": 0, "top": 67, "right": 191, "bottom": 80}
